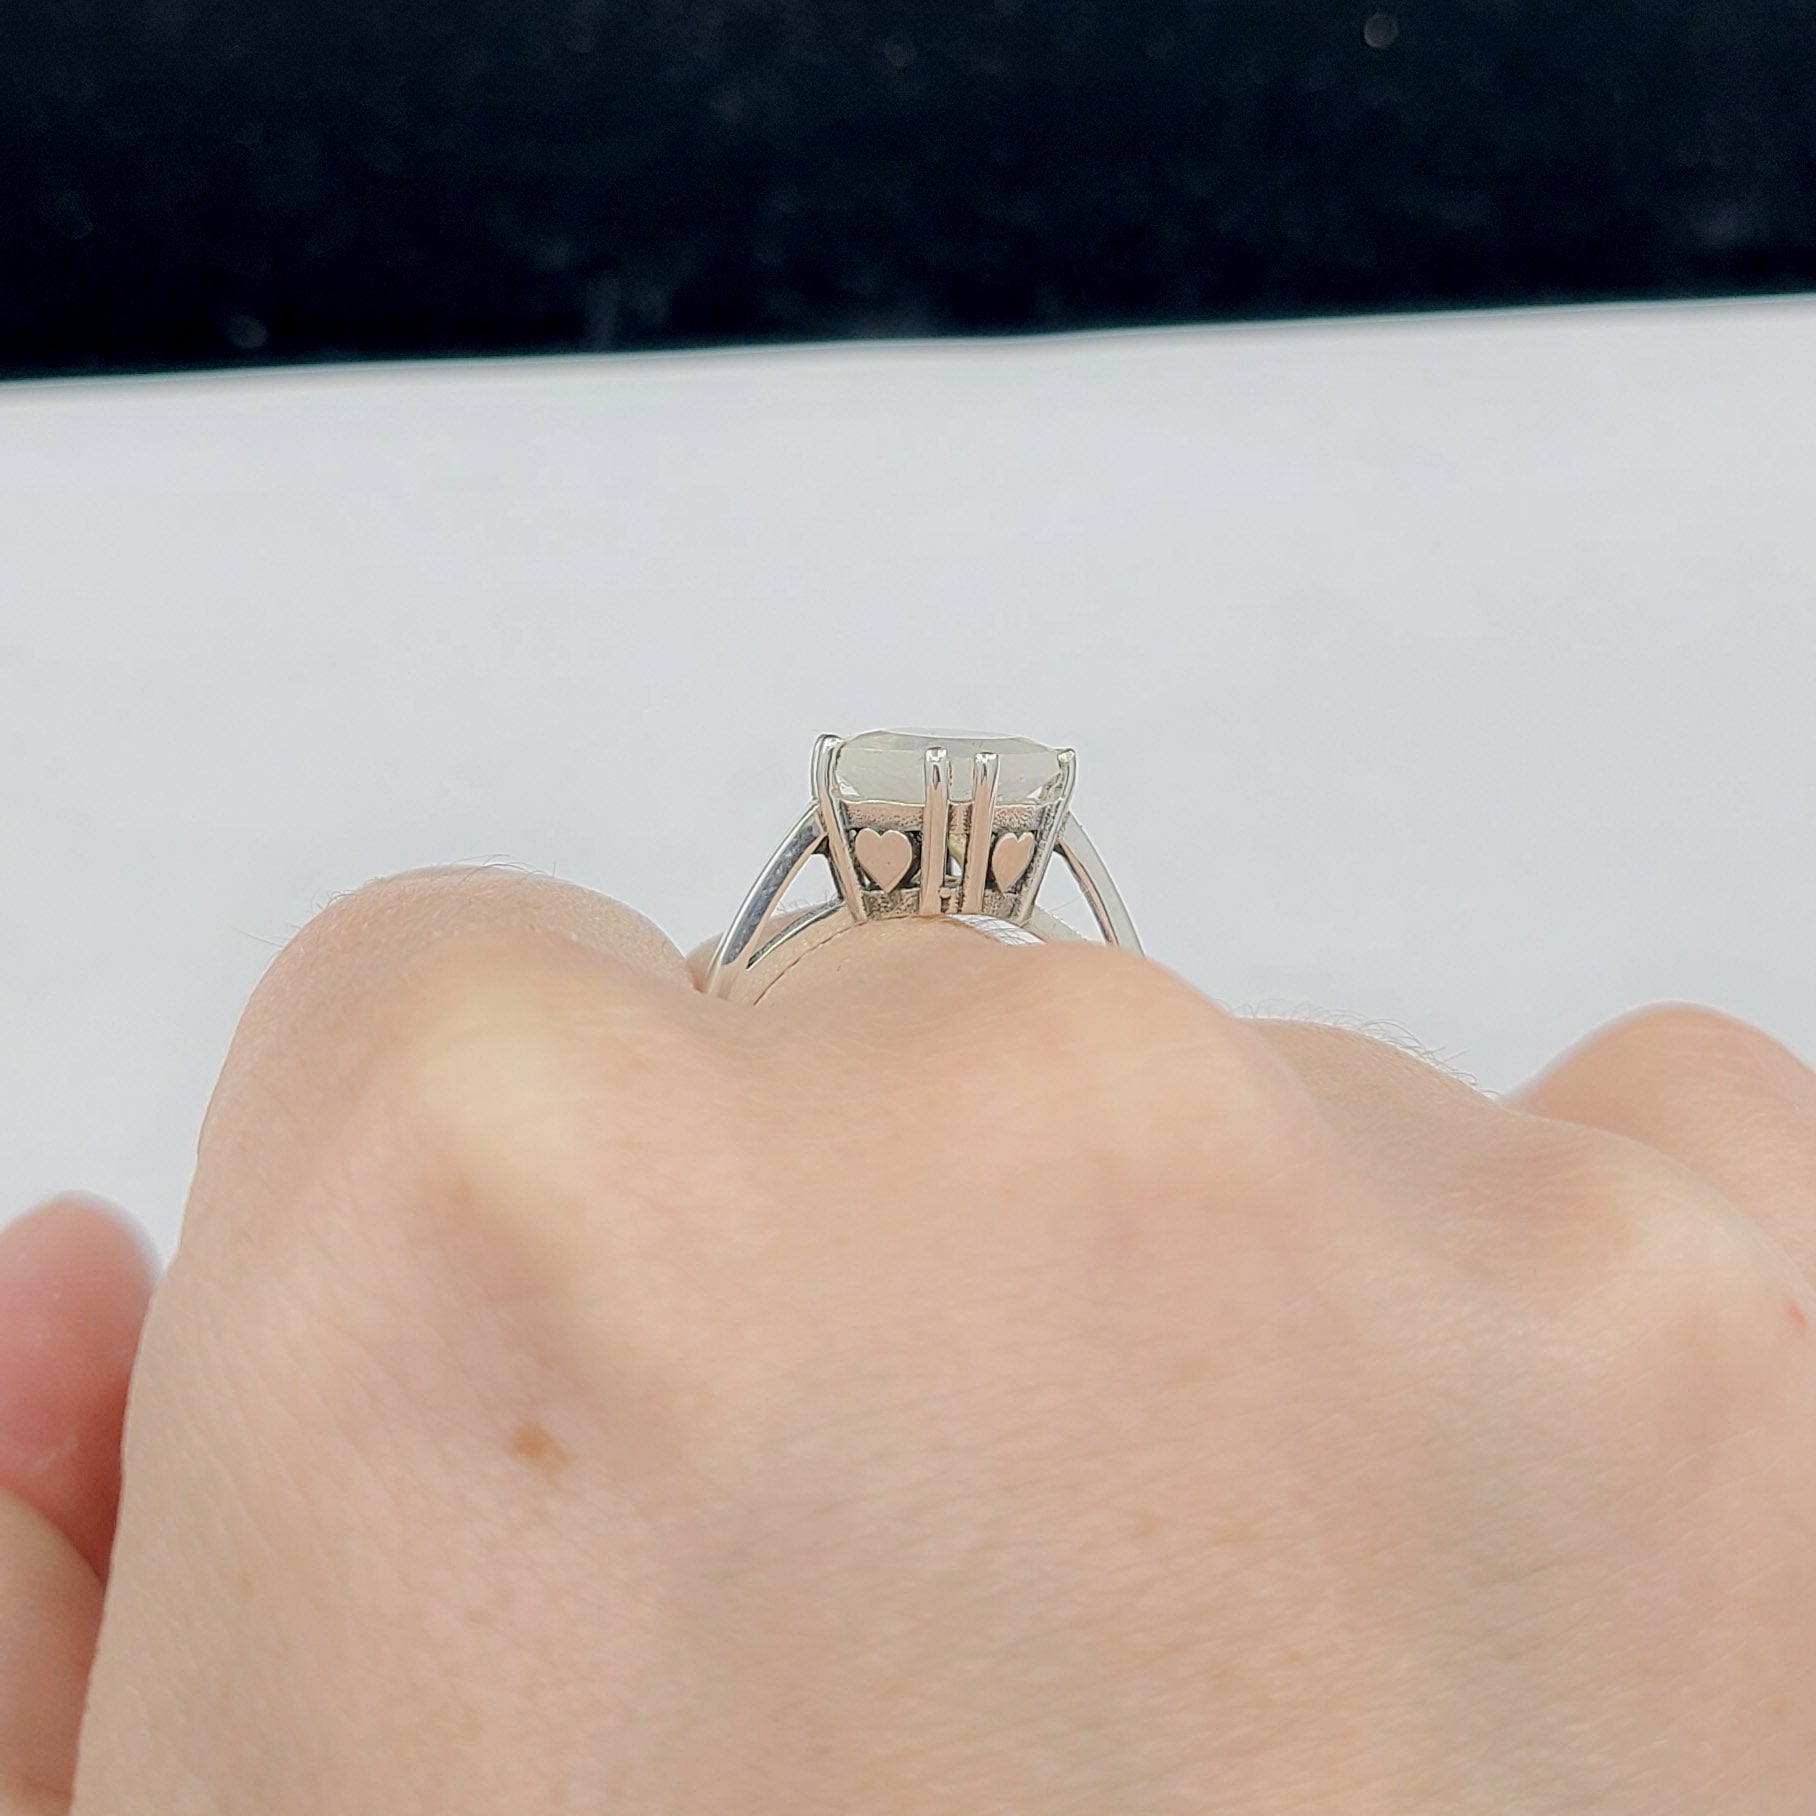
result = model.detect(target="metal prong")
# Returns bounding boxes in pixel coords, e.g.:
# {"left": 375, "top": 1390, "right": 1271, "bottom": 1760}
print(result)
{"left": 959, "top": 749, "right": 997, "bottom": 915}
{"left": 1010, "top": 746, "right": 1077, "bottom": 925}
{"left": 812, "top": 733, "right": 868, "bottom": 921}
{"left": 918, "top": 746, "right": 949, "bottom": 916}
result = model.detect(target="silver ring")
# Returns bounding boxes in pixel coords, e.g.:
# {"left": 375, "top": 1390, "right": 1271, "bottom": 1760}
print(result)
{"left": 705, "top": 729, "right": 1140, "bottom": 1003}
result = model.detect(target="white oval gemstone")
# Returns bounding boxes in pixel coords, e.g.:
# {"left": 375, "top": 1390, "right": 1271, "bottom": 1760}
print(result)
{"left": 836, "top": 729, "right": 1060, "bottom": 805}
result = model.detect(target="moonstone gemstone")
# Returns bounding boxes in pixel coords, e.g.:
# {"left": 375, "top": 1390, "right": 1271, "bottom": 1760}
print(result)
{"left": 835, "top": 729, "right": 1061, "bottom": 805}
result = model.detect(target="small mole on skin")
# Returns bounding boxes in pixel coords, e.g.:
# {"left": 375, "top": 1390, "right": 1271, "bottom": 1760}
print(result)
{"left": 1788, "top": 1297, "right": 1809, "bottom": 1336}
{"left": 509, "top": 1419, "right": 571, "bottom": 1482}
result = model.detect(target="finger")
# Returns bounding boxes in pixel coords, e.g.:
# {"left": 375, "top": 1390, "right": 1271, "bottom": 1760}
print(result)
{"left": 195, "top": 866, "right": 693, "bottom": 1216}
{"left": 0, "top": 1199, "right": 155, "bottom": 1577}
{"left": 0, "top": 1486, "right": 103, "bottom": 1810}
{"left": 1510, "top": 1005, "right": 1816, "bottom": 1281}
{"left": 740, "top": 916, "right": 1478, "bottom": 1134}
{"left": 739, "top": 916, "right": 1313, "bottom": 1177}
{"left": 1239, "top": 1014, "right": 1522, "bottom": 1213}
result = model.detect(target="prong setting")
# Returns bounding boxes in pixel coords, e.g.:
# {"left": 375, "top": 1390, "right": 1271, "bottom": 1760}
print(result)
{"left": 1008, "top": 745, "right": 1076, "bottom": 925}
{"left": 707, "top": 730, "right": 1138, "bottom": 999}
{"left": 958, "top": 750, "right": 998, "bottom": 915}
{"left": 919, "top": 746, "right": 949, "bottom": 915}
{"left": 813, "top": 733, "right": 869, "bottom": 921}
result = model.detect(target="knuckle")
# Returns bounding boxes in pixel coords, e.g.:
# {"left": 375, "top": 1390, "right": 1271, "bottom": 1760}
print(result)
{"left": 373, "top": 930, "right": 709, "bottom": 1209}
{"left": 222, "top": 932, "right": 723, "bottom": 1433}
{"left": 984, "top": 940, "right": 1201, "bottom": 1046}
{"left": 1529, "top": 1120, "right": 1703, "bottom": 1222}
{"left": 963, "top": 942, "right": 1315, "bottom": 1199}
{"left": 1519, "top": 1126, "right": 1724, "bottom": 1277}
{"left": 1589, "top": 1002, "right": 1815, "bottom": 1098}
{"left": 243, "top": 866, "right": 682, "bottom": 1062}
{"left": 215, "top": 909, "right": 715, "bottom": 1309}
{"left": 256, "top": 867, "right": 509, "bottom": 1001}
{"left": 381, "top": 937, "right": 602, "bottom": 1169}
{"left": 1506, "top": 1125, "right": 1789, "bottom": 1395}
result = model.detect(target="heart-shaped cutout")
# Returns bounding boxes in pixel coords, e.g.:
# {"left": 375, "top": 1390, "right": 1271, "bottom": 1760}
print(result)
{"left": 854, "top": 826, "right": 915, "bottom": 892}
{"left": 991, "top": 830, "right": 1037, "bottom": 892}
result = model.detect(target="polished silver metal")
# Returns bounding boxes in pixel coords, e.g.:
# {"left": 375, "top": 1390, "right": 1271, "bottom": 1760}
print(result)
{"left": 918, "top": 746, "right": 948, "bottom": 917}
{"left": 1010, "top": 745, "right": 1076, "bottom": 927}
{"left": 813, "top": 731, "right": 868, "bottom": 922}
{"left": 705, "top": 730, "right": 1141, "bottom": 1003}
{"left": 958, "top": 749, "right": 998, "bottom": 916}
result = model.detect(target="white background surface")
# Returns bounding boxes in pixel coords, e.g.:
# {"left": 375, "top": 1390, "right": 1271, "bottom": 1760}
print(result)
{"left": 3, "top": 296, "right": 1813, "bottom": 1256}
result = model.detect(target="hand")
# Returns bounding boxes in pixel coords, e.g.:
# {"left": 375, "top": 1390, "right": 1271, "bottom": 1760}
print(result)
{"left": 20, "top": 869, "right": 1816, "bottom": 1813}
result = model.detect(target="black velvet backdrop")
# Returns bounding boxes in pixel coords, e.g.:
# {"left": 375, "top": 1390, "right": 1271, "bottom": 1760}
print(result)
{"left": 3, "top": 0, "right": 1814, "bottom": 376}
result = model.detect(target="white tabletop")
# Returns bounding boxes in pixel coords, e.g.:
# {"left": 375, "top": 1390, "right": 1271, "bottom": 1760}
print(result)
{"left": 4, "top": 296, "right": 1814, "bottom": 1255}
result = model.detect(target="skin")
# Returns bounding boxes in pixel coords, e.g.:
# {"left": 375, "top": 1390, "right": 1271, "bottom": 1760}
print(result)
{"left": 0, "top": 1200, "right": 154, "bottom": 1812}
{"left": 5, "top": 866, "right": 1816, "bottom": 1813}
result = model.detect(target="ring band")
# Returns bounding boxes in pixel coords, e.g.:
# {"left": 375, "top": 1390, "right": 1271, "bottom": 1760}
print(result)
{"left": 704, "top": 729, "right": 1140, "bottom": 1003}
